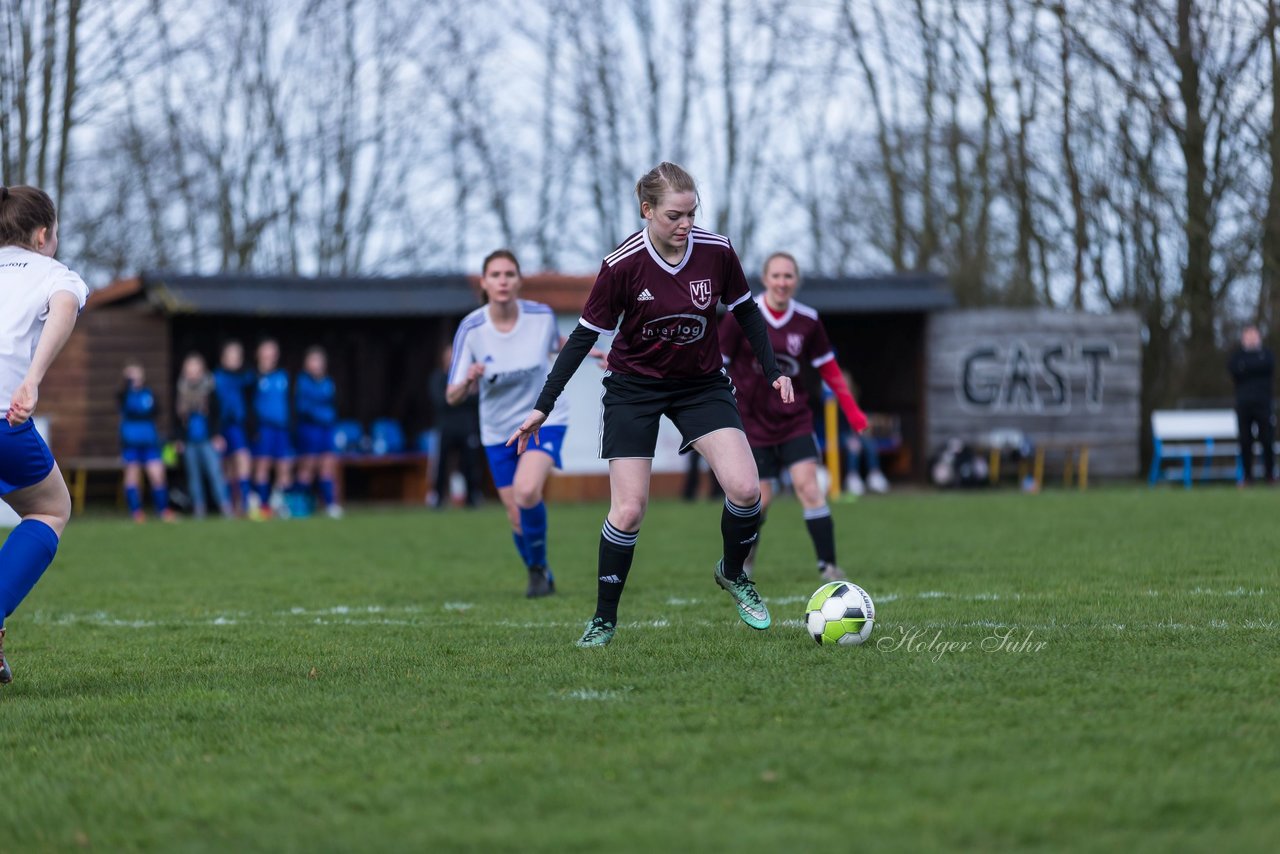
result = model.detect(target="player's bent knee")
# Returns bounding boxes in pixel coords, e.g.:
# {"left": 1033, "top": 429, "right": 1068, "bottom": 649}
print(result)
{"left": 513, "top": 484, "right": 543, "bottom": 508}
{"left": 722, "top": 480, "right": 761, "bottom": 508}
{"left": 795, "top": 481, "right": 824, "bottom": 506}
{"left": 610, "top": 500, "right": 647, "bottom": 531}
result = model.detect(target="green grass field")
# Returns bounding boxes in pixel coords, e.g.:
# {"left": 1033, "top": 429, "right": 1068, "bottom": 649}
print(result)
{"left": 2, "top": 488, "right": 1278, "bottom": 852}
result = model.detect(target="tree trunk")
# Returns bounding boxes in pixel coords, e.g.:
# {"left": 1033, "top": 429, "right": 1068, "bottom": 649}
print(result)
{"left": 1175, "top": 0, "right": 1217, "bottom": 397}
{"left": 1057, "top": 1, "right": 1087, "bottom": 310}
{"left": 1263, "top": 0, "right": 1280, "bottom": 351}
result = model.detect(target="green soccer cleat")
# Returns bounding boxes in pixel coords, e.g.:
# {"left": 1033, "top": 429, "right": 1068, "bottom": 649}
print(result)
{"left": 576, "top": 617, "right": 616, "bottom": 647}
{"left": 714, "top": 560, "right": 771, "bottom": 630}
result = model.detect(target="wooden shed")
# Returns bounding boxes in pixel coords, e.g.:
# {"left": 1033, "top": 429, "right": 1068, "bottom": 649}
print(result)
{"left": 39, "top": 270, "right": 952, "bottom": 503}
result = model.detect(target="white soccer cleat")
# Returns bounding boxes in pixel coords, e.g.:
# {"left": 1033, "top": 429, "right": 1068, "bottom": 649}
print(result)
{"left": 325, "top": 504, "right": 345, "bottom": 520}
{"left": 867, "top": 470, "right": 890, "bottom": 494}
{"left": 845, "top": 473, "right": 866, "bottom": 496}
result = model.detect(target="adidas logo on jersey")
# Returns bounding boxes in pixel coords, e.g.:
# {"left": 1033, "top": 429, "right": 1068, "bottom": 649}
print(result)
{"left": 637, "top": 289, "right": 655, "bottom": 301}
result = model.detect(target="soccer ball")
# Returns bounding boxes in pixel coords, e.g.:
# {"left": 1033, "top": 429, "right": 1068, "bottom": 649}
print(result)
{"left": 805, "top": 581, "right": 875, "bottom": 646}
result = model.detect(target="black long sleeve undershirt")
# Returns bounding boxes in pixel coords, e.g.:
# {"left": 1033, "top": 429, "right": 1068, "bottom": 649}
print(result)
{"left": 732, "top": 297, "right": 782, "bottom": 385}
{"left": 534, "top": 324, "right": 600, "bottom": 415}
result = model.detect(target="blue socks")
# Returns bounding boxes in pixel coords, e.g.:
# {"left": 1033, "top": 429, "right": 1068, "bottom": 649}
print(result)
{"left": 255, "top": 481, "right": 271, "bottom": 505}
{"left": 519, "top": 502, "right": 548, "bottom": 567}
{"left": 152, "top": 486, "right": 168, "bottom": 514}
{"left": 319, "top": 478, "right": 336, "bottom": 507}
{"left": 0, "top": 519, "right": 59, "bottom": 618}
{"left": 125, "top": 485, "right": 142, "bottom": 513}
{"left": 511, "top": 531, "right": 531, "bottom": 566}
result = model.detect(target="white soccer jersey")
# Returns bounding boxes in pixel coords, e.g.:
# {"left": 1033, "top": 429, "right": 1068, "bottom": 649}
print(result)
{"left": 448, "top": 300, "right": 570, "bottom": 446}
{"left": 0, "top": 246, "right": 88, "bottom": 404}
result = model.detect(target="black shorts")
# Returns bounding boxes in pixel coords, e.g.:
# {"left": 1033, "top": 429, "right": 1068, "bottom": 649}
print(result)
{"left": 600, "top": 371, "right": 744, "bottom": 459}
{"left": 752, "top": 433, "right": 821, "bottom": 480}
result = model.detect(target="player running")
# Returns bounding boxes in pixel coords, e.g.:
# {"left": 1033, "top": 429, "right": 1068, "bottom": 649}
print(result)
{"left": 0, "top": 184, "right": 89, "bottom": 684}
{"left": 508, "top": 162, "right": 793, "bottom": 647}
{"left": 719, "top": 251, "right": 869, "bottom": 582}
{"left": 447, "top": 250, "right": 585, "bottom": 597}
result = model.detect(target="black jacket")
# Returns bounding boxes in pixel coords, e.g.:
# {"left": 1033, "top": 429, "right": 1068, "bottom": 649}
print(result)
{"left": 1227, "top": 347, "right": 1275, "bottom": 406}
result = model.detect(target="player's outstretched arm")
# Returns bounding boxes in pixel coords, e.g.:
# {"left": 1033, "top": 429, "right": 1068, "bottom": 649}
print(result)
{"left": 817, "top": 359, "right": 868, "bottom": 432}
{"left": 531, "top": 323, "right": 600, "bottom": 416}
{"left": 7, "top": 291, "right": 79, "bottom": 426}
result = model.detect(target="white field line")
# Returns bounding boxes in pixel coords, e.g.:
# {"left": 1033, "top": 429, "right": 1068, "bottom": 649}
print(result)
{"left": 25, "top": 607, "right": 1277, "bottom": 634}
{"left": 555, "top": 687, "right": 634, "bottom": 701}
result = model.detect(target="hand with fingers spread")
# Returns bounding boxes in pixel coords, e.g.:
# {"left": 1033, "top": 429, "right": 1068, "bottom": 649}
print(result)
{"left": 506, "top": 409, "right": 548, "bottom": 454}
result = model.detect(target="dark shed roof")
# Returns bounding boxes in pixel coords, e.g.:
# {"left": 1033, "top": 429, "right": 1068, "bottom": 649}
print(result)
{"left": 89, "top": 271, "right": 952, "bottom": 317}
{"left": 769, "top": 274, "right": 954, "bottom": 313}
{"left": 140, "top": 271, "right": 479, "bottom": 317}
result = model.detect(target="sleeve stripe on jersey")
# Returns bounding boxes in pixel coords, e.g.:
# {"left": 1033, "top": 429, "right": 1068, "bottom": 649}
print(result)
{"left": 604, "top": 233, "right": 645, "bottom": 266}
{"left": 448, "top": 317, "right": 484, "bottom": 383}
{"left": 725, "top": 291, "right": 752, "bottom": 309}
{"left": 578, "top": 317, "right": 616, "bottom": 336}
{"left": 691, "top": 236, "right": 731, "bottom": 249}
{"left": 605, "top": 243, "right": 646, "bottom": 268}
{"left": 812, "top": 352, "right": 836, "bottom": 368}
{"left": 793, "top": 301, "right": 820, "bottom": 320}
{"left": 690, "top": 227, "right": 731, "bottom": 246}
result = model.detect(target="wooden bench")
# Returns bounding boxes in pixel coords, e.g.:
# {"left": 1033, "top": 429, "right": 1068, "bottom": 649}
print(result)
{"left": 986, "top": 441, "right": 1090, "bottom": 491}
{"left": 335, "top": 452, "right": 430, "bottom": 503}
{"left": 61, "top": 455, "right": 125, "bottom": 514}
{"left": 1148, "top": 409, "right": 1242, "bottom": 487}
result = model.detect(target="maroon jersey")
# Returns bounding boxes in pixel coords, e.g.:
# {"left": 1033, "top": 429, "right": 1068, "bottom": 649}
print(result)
{"left": 579, "top": 226, "right": 753, "bottom": 378}
{"left": 720, "top": 295, "right": 835, "bottom": 446}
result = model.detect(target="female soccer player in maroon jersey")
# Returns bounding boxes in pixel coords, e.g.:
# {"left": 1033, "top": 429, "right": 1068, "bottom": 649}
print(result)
{"left": 508, "top": 162, "right": 793, "bottom": 647}
{"left": 719, "top": 252, "right": 870, "bottom": 582}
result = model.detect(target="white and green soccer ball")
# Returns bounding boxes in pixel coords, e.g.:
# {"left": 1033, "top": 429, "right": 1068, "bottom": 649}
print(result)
{"left": 805, "top": 581, "right": 875, "bottom": 646}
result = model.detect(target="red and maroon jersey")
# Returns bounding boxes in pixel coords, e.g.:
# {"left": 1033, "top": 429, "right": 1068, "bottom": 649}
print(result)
{"left": 579, "top": 226, "right": 753, "bottom": 378}
{"left": 720, "top": 295, "right": 836, "bottom": 446}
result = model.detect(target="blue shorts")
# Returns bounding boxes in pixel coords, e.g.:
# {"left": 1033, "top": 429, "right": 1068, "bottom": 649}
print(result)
{"left": 0, "top": 420, "right": 56, "bottom": 495}
{"left": 484, "top": 425, "right": 566, "bottom": 489}
{"left": 221, "top": 424, "right": 248, "bottom": 455}
{"left": 122, "top": 444, "right": 162, "bottom": 465}
{"left": 253, "top": 425, "right": 294, "bottom": 460}
{"left": 296, "top": 423, "right": 336, "bottom": 456}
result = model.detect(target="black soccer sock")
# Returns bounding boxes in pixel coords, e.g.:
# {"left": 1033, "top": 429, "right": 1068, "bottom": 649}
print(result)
{"left": 803, "top": 504, "right": 837, "bottom": 568}
{"left": 595, "top": 520, "right": 638, "bottom": 624}
{"left": 721, "top": 497, "right": 763, "bottom": 581}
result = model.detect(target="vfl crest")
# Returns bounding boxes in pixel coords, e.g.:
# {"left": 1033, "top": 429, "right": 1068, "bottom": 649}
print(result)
{"left": 688, "top": 279, "right": 713, "bottom": 310}
{"left": 786, "top": 333, "right": 803, "bottom": 356}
